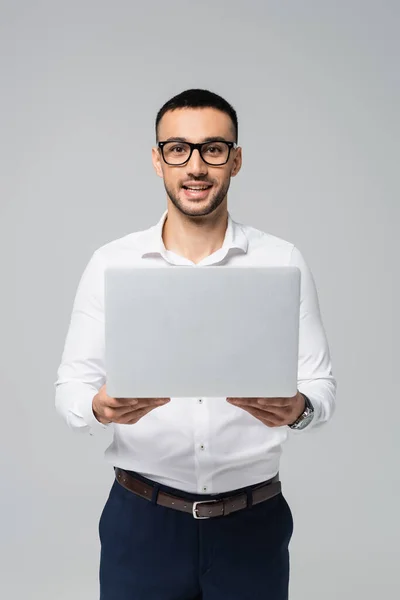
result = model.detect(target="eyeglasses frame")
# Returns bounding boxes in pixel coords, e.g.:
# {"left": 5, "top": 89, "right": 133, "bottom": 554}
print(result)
{"left": 157, "top": 140, "right": 238, "bottom": 166}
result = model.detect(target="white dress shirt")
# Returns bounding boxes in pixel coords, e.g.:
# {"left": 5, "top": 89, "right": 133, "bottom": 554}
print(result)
{"left": 55, "top": 210, "right": 337, "bottom": 494}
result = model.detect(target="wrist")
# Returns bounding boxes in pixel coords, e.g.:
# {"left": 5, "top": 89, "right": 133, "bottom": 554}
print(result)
{"left": 294, "top": 393, "right": 306, "bottom": 420}
{"left": 92, "top": 396, "right": 110, "bottom": 425}
{"left": 288, "top": 393, "right": 314, "bottom": 430}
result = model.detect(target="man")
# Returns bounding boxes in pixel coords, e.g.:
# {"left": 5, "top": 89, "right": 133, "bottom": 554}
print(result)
{"left": 55, "top": 88, "right": 337, "bottom": 599}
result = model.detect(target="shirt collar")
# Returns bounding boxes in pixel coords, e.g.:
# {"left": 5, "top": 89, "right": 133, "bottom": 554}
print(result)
{"left": 140, "top": 209, "right": 248, "bottom": 258}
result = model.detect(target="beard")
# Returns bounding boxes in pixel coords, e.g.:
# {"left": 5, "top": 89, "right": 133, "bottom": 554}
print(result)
{"left": 164, "top": 179, "right": 231, "bottom": 218}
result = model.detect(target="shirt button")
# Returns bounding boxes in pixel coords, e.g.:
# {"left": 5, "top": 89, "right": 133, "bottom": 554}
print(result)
{"left": 203, "top": 486, "right": 208, "bottom": 492}
{"left": 198, "top": 399, "right": 203, "bottom": 404}
{"left": 200, "top": 444, "right": 205, "bottom": 451}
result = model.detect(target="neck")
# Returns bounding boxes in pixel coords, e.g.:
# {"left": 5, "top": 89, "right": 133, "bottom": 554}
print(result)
{"left": 162, "top": 201, "right": 228, "bottom": 264}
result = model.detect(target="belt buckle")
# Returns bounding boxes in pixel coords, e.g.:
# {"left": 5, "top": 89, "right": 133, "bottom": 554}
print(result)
{"left": 192, "top": 499, "right": 218, "bottom": 519}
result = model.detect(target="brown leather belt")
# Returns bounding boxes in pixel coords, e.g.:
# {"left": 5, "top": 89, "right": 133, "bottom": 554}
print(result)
{"left": 114, "top": 467, "right": 281, "bottom": 519}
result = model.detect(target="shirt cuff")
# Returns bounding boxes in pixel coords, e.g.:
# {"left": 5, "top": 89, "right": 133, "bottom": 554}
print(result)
{"left": 56, "top": 382, "right": 112, "bottom": 436}
{"left": 77, "top": 390, "right": 112, "bottom": 436}
{"left": 288, "top": 392, "right": 324, "bottom": 434}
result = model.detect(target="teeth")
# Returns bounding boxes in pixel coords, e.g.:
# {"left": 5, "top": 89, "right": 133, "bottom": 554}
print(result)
{"left": 186, "top": 186, "right": 210, "bottom": 190}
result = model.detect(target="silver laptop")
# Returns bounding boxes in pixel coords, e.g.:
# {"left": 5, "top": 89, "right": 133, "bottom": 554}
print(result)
{"left": 104, "top": 266, "right": 301, "bottom": 398}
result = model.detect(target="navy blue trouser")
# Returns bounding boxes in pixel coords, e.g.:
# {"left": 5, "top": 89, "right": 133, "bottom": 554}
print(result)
{"left": 98, "top": 469, "right": 294, "bottom": 600}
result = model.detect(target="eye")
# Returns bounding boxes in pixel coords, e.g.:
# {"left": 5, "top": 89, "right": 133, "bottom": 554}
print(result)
{"left": 204, "top": 144, "right": 224, "bottom": 154}
{"left": 170, "top": 145, "right": 185, "bottom": 153}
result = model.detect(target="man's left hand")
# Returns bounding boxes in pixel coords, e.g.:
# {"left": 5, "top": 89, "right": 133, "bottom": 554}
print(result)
{"left": 226, "top": 391, "right": 306, "bottom": 428}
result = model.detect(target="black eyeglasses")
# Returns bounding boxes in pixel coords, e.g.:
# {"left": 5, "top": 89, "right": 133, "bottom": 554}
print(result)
{"left": 158, "top": 140, "right": 237, "bottom": 166}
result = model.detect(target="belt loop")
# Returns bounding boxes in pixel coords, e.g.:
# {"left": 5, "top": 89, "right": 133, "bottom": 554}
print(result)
{"left": 151, "top": 483, "right": 160, "bottom": 505}
{"left": 245, "top": 488, "right": 253, "bottom": 509}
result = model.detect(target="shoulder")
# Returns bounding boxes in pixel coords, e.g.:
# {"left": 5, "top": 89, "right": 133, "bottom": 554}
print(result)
{"left": 244, "top": 222, "right": 294, "bottom": 250}
{"left": 237, "top": 220, "right": 317, "bottom": 301}
{"left": 90, "top": 224, "right": 156, "bottom": 266}
{"left": 235, "top": 219, "right": 297, "bottom": 263}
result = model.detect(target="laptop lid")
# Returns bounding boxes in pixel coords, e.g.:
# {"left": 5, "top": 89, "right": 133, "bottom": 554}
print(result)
{"left": 104, "top": 266, "right": 300, "bottom": 398}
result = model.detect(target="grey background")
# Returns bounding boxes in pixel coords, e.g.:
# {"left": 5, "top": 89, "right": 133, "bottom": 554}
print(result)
{"left": 1, "top": 1, "right": 398, "bottom": 598}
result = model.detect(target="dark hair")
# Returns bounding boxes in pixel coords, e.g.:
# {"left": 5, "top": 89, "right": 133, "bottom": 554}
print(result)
{"left": 155, "top": 88, "right": 238, "bottom": 143}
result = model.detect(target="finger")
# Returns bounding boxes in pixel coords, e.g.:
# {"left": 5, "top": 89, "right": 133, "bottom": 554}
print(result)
{"left": 237, "top": 405, "right": 283, "bottom": 427}
{"left": 113, "top": 404, "right": 163, "bottom": 424}
{"left": 227, "top": 397, "right": 292, "bottom": 407}
{"left": 125, "top": 405, "right": 160, "bottom": 425}
{"left": 136, "top": 398, "right": 169, "bottom": 410}
{"left": 102, "top": 404, "right": 137, "bottom": 421}
{"left": 227, "top": 397, "right": 255, "bottom": 406}
{"left": 243, "top": 401, "right": 292, "bottom": 420}
{"left": 228, "top": 398, "right": 290, "bottom": 413}
{"left": 256, "top": 398, "right": 293, "bottom": 407}
{"left": 227, "top": 401, "right": 285, "bottom": 425}
{"left": 110, "top": 397, "right": 139, "bottom": 407}
{"left": 103, "top": 399, "right": 169, "bottom": 420}
{"left": 227, "top": 398, "right": 260, "bottom": 410}
{"left": 110, "top": 397, "right": 169, "bottom": 408}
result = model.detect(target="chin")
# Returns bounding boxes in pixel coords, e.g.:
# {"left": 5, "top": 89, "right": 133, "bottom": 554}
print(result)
{"left": 166, "top": 183, "right": 227, "bottom": 218}
{"left": 180, "top": 200, "right": 219, "bottom": 217}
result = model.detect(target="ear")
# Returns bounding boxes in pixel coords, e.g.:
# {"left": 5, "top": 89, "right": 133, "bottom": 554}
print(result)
{"left": 152, "top": 146, "right": 164, "bottom": 178}
{"left": 230, "top": 146, "right": 242, "bottom": 177}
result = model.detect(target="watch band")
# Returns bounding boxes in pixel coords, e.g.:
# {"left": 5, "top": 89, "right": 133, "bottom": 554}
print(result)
{"left": 288, "top": 394, "right": 314, "bottom": 429}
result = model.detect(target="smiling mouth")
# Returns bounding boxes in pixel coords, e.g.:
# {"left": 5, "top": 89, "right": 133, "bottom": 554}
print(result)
{"left": 182, "top": 184, "right": 213, "bottom": 191}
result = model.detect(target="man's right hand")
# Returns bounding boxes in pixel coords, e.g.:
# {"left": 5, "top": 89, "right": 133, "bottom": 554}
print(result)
{"left": 92, "top": 383, "right": 170, "bottom": 425}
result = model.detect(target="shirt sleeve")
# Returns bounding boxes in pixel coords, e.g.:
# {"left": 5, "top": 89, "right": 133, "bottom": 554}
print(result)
{"left": 289, "top": 245, "right": 337, "bottom": 432}
{"left": 54, "top": 250, "right": 112, "bottom": 436}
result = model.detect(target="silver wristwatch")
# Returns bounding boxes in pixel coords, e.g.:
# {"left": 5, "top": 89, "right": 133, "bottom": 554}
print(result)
{"left": 288, "top": 394, "right": 314, "bottom": 430}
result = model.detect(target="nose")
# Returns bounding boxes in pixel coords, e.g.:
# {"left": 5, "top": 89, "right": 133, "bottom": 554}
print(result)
{"left": 186, "top": 148, "right": 208, "bottom": 177}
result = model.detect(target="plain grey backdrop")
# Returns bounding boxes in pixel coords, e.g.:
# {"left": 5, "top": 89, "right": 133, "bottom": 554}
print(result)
{"left": 2, "top": 1, "right": 399, "bottom": 598}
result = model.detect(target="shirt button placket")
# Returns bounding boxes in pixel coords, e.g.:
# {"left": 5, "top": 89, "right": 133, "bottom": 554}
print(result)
{"left": 195, "top": 397, "right": 210, "bottom": 493}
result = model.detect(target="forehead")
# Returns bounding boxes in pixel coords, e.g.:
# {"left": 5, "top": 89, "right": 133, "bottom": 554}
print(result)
{"left": 158, "top": 107, "right": 234, "bottom": 142}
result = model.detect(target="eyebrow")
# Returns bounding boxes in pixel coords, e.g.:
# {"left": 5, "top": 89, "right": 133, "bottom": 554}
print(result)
{"left": 163, "top": 136, "right": 231, "bottom": 143}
